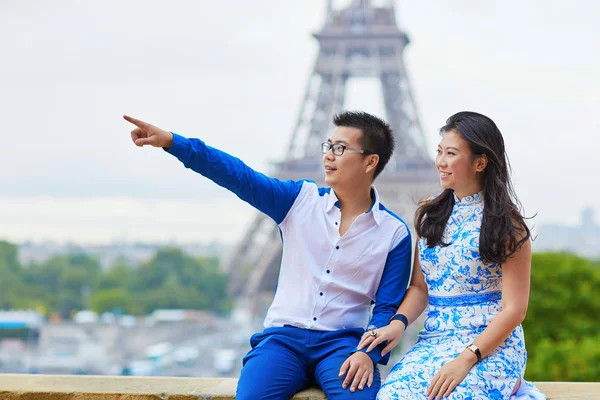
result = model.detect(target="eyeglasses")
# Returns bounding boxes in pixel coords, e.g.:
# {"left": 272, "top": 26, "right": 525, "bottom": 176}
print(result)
{"left": 321, "top": 142, "right": 373, "bottom": 156}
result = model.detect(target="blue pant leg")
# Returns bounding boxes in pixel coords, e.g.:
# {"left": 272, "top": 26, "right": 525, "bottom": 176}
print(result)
{"left": 236, "top": 328, "right": 310, "bottom": 400}
{"left": 312, "top": 330, "right": 381, "bottom": 400}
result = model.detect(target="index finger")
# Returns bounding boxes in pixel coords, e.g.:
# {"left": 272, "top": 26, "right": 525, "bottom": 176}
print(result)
{"left": 339, "top": 357, "right": 350, "bottom": 376}
{"left": 343, "top": 363, "right": 358, "bottom": 388}
{"left": 357, "top": 335, "right": 374, "bottom": 350}
{"left": 366, "top": 336, "right": 386, "bottom": 353}
{"left": 123, "top": 115, "right": 148, "bottom": 128}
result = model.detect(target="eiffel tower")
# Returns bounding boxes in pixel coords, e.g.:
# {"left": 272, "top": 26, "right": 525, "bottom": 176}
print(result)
{"left": 225, "top": 0, "right": 439, "bottom": 314}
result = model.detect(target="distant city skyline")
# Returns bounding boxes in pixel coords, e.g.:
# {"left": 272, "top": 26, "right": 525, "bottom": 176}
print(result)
{"left": 534, "top": 207, "right": 600, "bottom": 259}
{"left": 1, "top": 1, "right": 598, "bottom": 245}
{"left": 13, "top": 206, "right": 600, "bottom": 262}
{"left": 17, "top": 237, "right": 230, "bottom": 270}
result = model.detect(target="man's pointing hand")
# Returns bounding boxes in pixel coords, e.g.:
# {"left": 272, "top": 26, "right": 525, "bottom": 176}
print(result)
{"left": 124, "top": 115, "right": 173, "bottom": 148}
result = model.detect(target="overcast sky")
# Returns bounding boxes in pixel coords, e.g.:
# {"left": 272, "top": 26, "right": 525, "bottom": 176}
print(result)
{"left": 1, "top": 0, "right": 598, "bottom": 245}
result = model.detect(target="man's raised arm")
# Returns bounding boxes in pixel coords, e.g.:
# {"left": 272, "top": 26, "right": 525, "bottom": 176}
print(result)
{"left": 124, "top": 115, "right": 303, "bottom": 224}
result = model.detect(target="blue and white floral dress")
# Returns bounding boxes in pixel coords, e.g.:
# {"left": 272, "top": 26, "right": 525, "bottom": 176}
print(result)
{"left": 378, "top": 192, "right": 545, "bottom": 400}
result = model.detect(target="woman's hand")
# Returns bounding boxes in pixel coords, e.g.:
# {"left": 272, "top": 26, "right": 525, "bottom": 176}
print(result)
{"left": 426, "top": 352, "right": 477, "bottom": 399}
{"left": 356, "top": 321, "right": 405, "bottom": 357}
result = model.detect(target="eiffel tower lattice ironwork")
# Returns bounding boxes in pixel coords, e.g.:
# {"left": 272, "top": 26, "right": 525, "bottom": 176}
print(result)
{"left": 224, "top": 0, "right": 439, "bottom": 312}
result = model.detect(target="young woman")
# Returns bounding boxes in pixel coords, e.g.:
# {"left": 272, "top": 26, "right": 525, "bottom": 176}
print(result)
{"left": 358, "top": 112, "right": 545, "bottom": 399}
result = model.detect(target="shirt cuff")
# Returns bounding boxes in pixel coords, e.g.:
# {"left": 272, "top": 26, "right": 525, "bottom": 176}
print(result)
{"left": 351, "top": 342, "right": 390, "bottom": 366}
{"left": 163, "top": 132, "right": 190, "bottom": 158}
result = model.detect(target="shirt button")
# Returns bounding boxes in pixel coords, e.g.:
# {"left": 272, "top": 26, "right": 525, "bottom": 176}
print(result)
{"left": 326, "top": 270, "right": 330, "bottom": 274}
{"left": 336, "top": 246, "right": 340, "bottom": 250}
{"left": 320, "top": 292, "right": 323, "bottom": 296}
{"left": 335, "top": 222, "right": 338, "bottom": 225}
{"left": 313, "top": 317, "right": 317, "bottom": 321}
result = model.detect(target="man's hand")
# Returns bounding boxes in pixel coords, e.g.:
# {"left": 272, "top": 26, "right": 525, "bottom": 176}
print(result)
{"left": 124, "top": 115, "right": 173, "bottom": 148}
{"left": 338, "top": 352, "right": 374, "bottom": 392}
{"left": 357, "top": 321, "right": 405, "bottom": 357}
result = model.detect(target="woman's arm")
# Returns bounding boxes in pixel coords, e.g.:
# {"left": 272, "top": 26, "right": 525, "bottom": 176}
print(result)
{"left": 358, "top": 238, "right": 429, "bottom": 355}
{"left": 395, "top": 239, "right": 429, "bottom": 326}
{"left": 462, "top": 238, "right": 531, "bottom": 362}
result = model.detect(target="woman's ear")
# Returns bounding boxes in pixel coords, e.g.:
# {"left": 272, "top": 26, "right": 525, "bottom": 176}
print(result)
{"left": 476, "top": 154, "right": 488, "bottom": 173}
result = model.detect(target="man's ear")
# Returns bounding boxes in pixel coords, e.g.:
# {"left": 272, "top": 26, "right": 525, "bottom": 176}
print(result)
{"left": 366, "top": 154, "right": 380, "bottom": 174}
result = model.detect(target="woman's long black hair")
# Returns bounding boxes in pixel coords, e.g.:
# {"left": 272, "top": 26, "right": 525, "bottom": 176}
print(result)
{"left": 415, "top": 111, "right": 531, "bottom": 265}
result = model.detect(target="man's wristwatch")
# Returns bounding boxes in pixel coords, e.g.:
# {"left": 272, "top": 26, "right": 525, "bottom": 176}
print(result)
{"left": 466, "top": 344, "right": 482, "bottom": 363}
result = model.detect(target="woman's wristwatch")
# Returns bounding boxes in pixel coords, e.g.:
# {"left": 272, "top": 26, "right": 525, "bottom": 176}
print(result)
{"left": 466, "top": 344, "right": 482, "bottom": 363}
{"left": 389, "top": 313, "right": 408, "bottom": 330}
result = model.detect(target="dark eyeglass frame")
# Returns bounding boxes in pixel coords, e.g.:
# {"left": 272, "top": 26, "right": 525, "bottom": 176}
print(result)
{"left": 321, "top": 141, "right": 373, "bottom": 156}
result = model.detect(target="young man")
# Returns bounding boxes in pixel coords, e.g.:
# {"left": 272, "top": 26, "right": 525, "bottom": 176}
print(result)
{"left": 124, "top": 111, "right": 412, "bottom": 400}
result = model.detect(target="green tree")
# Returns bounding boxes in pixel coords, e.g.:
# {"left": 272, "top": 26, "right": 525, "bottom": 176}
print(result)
{"left": 0, "top": 241, "right": 24, "bottom": 309}
{"left": 95, "top": 261, "right": 133, "bottom": 291}
{"left": 1, "top": 242, "right": 231, "bottom": 318}
{"left": 90, "top": 288, "right": 132, "bottom": 314}
{"left": 526, "top": 335, "right": 600, "bottom": 381}
{"left": 523, "top": 252, "right": 600, "bottom": 381}
{"left": 133, "top": 248, "right": 230, "bottom": 314}
{"left": 21, "top": 253, "right": 102, "bottom": 318}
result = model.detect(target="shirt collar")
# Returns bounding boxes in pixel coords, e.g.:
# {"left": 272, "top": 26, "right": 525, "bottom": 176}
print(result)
{"left": 368, "top": 186, "right": 382, "bottom": 225}
{"left": 325, "top": 189, "right": 340, "bottom": 212}
{"left": 453, "top": 190, "right": 484, "bottom": 205}
{"left": 326, "top": 186, "right": 382, "bottom": 225}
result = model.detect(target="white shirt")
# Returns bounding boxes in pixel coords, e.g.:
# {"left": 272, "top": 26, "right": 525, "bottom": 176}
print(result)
{"left": 265, "top": 181, "right": 411, "bottom": 331}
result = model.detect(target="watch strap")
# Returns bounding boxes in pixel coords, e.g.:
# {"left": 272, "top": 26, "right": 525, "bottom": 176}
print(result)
{"left": 466, "top": 344, "right": 482, "bottom": 363}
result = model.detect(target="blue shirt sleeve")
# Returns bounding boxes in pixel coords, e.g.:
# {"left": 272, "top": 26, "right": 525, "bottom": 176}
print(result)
{"left": 165, "top": 133, "right": 303, "bottom": 224}
{"left": 354, "top": 230, "right": 412, "bottom": 365}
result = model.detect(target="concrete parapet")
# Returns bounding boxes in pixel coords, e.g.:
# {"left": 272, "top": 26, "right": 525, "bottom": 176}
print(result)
{"left": 0, "top": 374, "right": 598, "bottom": 399}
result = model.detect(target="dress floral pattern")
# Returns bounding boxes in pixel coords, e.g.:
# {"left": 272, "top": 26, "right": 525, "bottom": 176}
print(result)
{"left": 378, "top": 192, "right": 545, "bottom": 400}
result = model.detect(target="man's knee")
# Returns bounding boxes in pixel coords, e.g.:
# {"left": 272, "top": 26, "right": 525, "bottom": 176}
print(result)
{"left": 237, "top": 346, "right": 308, "bottom": 400}
{"left": 319, "top": 367, "right": 381, "bottom": 400}
{"left": 236, "top": 376, "right": 308, "bottom": 400}
{"left": 235, "top": 383, "right": 275, "bottom": 400}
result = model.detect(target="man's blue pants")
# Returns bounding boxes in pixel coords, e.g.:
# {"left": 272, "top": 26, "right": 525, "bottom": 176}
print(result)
{"left": 236, "top": 325, "right": 381, "bottom": 400}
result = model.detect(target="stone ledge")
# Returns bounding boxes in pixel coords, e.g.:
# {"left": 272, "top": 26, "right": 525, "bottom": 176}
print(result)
{"left": 0, "top": 374, "right": 598, "bottom": 399}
